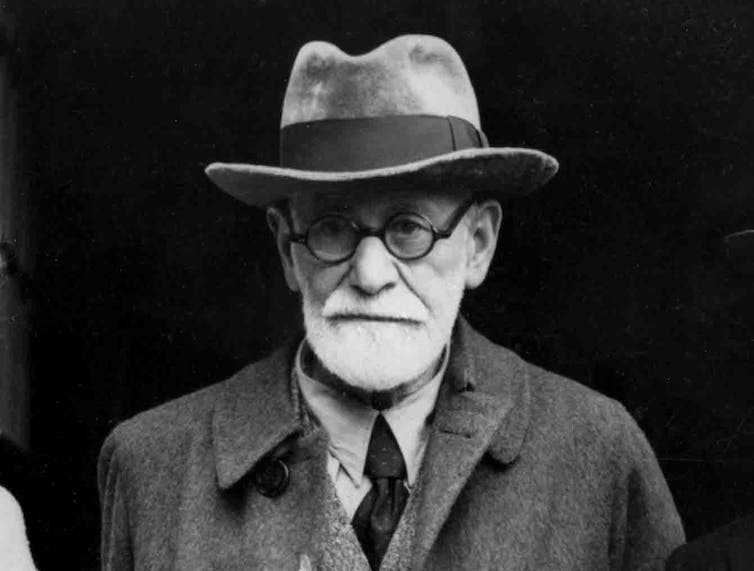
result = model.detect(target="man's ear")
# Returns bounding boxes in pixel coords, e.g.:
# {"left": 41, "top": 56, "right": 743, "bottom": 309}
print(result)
{"left": 266, "top": 205, "right": 301, "bottom": 292}
{"left": 464, "top": 199, "right": 502, "bottom": 289}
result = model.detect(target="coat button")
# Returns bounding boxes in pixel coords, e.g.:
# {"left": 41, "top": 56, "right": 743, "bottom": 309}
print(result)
{"left": 252, "top": 458, "right": 290, "bottom": 497}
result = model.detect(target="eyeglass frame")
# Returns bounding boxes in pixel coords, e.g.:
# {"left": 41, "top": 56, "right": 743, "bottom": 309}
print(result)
{"left": 285, "top": 198, "right": 477, "bottom": 264}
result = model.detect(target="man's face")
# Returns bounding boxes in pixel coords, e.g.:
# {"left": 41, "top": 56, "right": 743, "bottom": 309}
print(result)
{"left": 268, "top": 189, "right": 501, "bottom": 393}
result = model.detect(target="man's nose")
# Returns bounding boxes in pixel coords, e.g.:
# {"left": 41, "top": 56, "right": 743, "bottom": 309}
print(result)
{"left": 348, "top": 236, "right": 399, "bottom": 295}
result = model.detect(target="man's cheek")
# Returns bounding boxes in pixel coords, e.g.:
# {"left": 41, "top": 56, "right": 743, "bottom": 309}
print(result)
{"left": 309, "top": 268, "right": 346, "bottom": 302}
{"left": 401, "top": 269, "right": 442, "bottom": 309}
{"left": 293, "top": 258, "right": 322, "bottom": 296}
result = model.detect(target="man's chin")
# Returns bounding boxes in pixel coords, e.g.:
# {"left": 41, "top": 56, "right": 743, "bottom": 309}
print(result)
{"left": 317, "top": 348, "right": 430, "bottom": 387}
{"left": 319, "top": 320, "right": 430, "bottom": 355}
{"left": 307, "top": 330, "right": 438, "bottom": 393}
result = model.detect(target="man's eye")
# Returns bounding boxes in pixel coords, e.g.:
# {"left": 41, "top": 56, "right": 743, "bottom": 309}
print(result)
{"left": 391, "top": 217, "right": 426, "bottom": 235}
{"left": 314, "top": 217, "right": 350, "bottom": 236}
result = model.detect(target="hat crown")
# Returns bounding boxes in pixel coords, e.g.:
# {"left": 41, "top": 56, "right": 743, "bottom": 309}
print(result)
{"left": 281, "top": 35, "right": 481, "bottom": 129}
{"left": 205, "top": 35, "right": 559, "bottom": 207}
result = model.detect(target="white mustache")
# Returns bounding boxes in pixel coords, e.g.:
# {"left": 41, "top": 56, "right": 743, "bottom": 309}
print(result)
{"left": 321, "top": 289, "right": 428, "bottom": 322}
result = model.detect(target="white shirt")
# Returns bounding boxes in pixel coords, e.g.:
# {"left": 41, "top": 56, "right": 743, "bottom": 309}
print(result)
{"left": 295, "top": 341, "right": 448, "bottom": 518}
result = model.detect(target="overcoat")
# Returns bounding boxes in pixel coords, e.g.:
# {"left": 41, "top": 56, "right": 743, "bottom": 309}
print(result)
{"left": 98, "top": 319, "right": 684, "bottom": 570}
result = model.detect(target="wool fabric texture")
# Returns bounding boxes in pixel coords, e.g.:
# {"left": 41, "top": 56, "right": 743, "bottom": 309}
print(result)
{"left": 98, "top": 318, "right": 684, "bottom": 570}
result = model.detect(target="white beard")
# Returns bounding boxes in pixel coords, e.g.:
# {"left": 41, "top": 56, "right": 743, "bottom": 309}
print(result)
{"left": 302, "top": 276, "right": 465, "bottom": 393}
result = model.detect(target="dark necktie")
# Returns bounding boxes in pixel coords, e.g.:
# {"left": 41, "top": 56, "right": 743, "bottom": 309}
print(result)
{"left": 352, "top": 414, "right": 409, "bottom": 570}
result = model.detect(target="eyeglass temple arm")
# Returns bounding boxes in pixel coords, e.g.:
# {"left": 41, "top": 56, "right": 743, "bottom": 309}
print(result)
{"left": 278, "top": 205, "right": 308, "bottom": 244}
{"left": 434, "top": 198, "right": 476, "bottom": 239}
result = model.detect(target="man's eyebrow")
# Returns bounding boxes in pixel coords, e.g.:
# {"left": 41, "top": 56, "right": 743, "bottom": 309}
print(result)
{"left": 389, "top": 199, "right": 423, "bottom": 210}
{"left": 389, "top": 200, "right": 454, "bottom": 221}
{"left": 311, "top": 203, "right": 351, "bottom": 216}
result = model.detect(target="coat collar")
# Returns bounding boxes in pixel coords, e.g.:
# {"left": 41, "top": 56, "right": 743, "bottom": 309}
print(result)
{"left": 212, "top": 338, "right": 304, "bottom": 490}
{"left": 411, "top": 317, "right": 531, "bottom": 568}
{"left": 211, "top": 317, "right": 532, "bottom": 502}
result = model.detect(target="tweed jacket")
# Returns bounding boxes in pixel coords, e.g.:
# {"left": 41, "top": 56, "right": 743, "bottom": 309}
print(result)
{"left": 98, "top": 319, "right": 684, "bottom": 570}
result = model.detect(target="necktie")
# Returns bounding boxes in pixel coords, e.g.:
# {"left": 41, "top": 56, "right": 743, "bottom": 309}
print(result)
{"left": 352, "top": 415, "right": 409, "bottom": 570}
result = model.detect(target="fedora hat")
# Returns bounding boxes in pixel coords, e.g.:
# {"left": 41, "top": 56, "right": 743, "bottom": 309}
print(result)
{"left": 205, "top": 35, "right": 559, "bottom": 207}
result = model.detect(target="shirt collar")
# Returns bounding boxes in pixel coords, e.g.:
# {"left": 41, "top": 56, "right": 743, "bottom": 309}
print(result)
{"left": 295, "top": 341, "right": 448, "bottom": 486}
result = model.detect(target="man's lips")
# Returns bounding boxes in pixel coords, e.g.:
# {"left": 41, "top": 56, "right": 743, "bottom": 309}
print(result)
{"left": 327, "top": 313, "right": 422, "bottom": 325}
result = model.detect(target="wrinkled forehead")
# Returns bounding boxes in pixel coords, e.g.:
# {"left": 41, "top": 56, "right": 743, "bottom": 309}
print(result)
{"left": 288, "top": 188, "right": 471, "bottom": 221}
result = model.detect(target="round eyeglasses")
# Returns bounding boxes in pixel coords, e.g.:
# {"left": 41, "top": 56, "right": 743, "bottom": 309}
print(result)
{"left": 287, "top": 199, "right": 475, "bottom": 264}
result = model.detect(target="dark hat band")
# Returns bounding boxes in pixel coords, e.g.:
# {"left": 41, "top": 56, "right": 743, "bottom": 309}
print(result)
{"left": 280, "top": 114, "right": 489, "bottom": 172}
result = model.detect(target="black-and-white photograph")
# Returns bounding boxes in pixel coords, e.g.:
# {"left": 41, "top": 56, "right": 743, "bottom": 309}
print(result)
{"left": 0, "top": 1, "right": 752, "bottom": 569}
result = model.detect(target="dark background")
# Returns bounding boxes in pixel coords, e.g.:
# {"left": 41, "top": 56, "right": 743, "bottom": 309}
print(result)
{"left": 3, "top": 0, "right": 754, "bottom": 567}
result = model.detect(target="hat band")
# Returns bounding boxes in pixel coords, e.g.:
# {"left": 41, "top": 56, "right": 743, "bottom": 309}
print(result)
{"left": 280, "top": 114, "right": 489, "bottom": 172}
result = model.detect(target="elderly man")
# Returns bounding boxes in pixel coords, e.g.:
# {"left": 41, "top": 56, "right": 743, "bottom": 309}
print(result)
{"left": 99, "top": 35, "right": 684, "bottom": 570}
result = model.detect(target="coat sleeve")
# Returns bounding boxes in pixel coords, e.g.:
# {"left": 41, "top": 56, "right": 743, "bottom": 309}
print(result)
{"left": 609, "top": 408, "right": 685, "bottom": 571}
{"left": 98, "top": 430, "right": 133, "bottom": 571}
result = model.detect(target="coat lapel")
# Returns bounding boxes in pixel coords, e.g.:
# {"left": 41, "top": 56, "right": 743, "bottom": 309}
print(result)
{"left": 412, "top": 319, "right": 532, "bottom": 569}
{"left": 212, "top": 339, "right": 305, "bottom": 490}
{"left": 209, "top": 321, "right": 532, "bottom": 569}
{"left": 211, "top": 338, "right": 335, "bottom": 567}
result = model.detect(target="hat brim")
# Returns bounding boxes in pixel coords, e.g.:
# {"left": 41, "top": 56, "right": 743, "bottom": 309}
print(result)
{"left": 205, "top": 147, "right": 558, "bottom": 207}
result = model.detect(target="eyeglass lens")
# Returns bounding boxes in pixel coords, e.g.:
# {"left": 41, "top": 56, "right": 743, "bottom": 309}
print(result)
{"left": 307, "top": 217, "right": 360, "bottom": 262}
{"left": 307, "top": 212, "right": 434, "bottom": 261}
{"left": 384, "top": 213, "right": 434, "bottom": 258}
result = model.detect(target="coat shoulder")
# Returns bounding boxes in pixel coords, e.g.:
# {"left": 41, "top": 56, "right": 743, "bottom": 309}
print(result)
{"left": 462, "top": 322, "right": 627, "bottom": 433}
{"left": 475, "top": 330, "right": 650, "bottom": 473}
{"left": 525, "top": 361, "right": 634, "bottom": 435}
{"left": 110, "top": 367, "right": 237, "bottom": 447}
{"left": 99, "top": 348, "right": 284, "bottom": 470}
{"left": 462, "top": 323, "right": 642, "bottom": 459}
{"left": 464, "top": 326, "right": 684, "bottom": 562}
{"left": 518, "top": 359, "right": 664, "bottom": 487}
